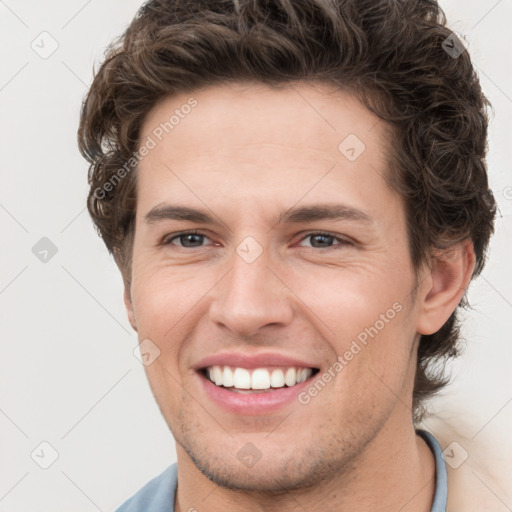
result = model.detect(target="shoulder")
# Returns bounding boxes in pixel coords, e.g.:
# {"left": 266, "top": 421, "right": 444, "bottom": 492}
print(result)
{"left": 421, "top": 416, "right": 512, "bottom": 512}
{"left": 115, "top": 463, "right": 178, "bottom": 512}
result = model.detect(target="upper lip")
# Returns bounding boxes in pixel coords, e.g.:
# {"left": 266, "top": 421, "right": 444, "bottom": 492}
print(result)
{"left": 193, "top": 351, "right": 321, "bottom": 370}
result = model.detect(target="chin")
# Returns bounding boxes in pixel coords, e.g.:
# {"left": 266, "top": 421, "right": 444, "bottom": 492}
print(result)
{"left": 187, "top": 450, "right": 323, "bottom": 493}
{"left": 177, "top": 426, "right": 360, "bottom": 494}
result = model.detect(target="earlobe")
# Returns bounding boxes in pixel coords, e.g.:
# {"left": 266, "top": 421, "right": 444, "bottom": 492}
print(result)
{"left": 416, "top": 240, "right": 476, "bottom": 336}
{"left": 123, "top": 284, "right": 138, "bottom": 332}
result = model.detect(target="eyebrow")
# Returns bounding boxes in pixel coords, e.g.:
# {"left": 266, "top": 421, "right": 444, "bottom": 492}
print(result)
{"left": 273, "top": 204, "right": 372, "bottom": 225}
{"left": 144, "top": 203, "right": 373, "bottom": 227}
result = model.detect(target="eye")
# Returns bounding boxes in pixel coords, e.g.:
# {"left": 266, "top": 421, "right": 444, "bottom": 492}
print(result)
{"left": 163, "top": 231, "right": 211, "bottom": 248}
{"left": 297, "top": 232, "right": 352, "bottom": 249}
{"left": 161, "top": 231, "right": 353, "bottom": 250}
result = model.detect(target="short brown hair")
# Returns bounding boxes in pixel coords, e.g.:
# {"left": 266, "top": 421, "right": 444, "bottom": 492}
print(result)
{"left": 78, "top": 0, "right": 496, "bottom": 422}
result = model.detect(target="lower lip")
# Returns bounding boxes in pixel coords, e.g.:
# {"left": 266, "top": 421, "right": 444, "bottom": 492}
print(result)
{"left": 198, "top": 372, "right": 315, "bottom": 415}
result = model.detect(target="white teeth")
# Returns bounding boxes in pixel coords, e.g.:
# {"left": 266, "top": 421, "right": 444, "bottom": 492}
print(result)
{"left": 251, "top": 368, "right": 270, "bottom": 389}
{"left": 284, "top": 368, "right": 296, "bottom": 386}
{"left": 270, "top": 369, "right": 285, "bottom": 388}
{"left": 296, "top": 368, "right": 308, "bottom": 383}
{"left": 223, "top": 366, "right": 234, "bottom": 387}
{"left": 205, "top": 365, "right": 313, "bottom": 390}
{"left": 233, "top": 368, "right": 251, "bottom": 389}
{"left": 213, "top": 366, "right": 223, "bottom": 386}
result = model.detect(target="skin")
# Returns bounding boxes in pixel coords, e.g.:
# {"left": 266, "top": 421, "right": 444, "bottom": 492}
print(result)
{"left": 123, "top": 82, "right": 475, "bottom": 512}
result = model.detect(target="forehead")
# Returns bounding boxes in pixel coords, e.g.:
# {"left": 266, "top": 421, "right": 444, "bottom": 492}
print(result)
{"left": 135, "top": 82, "right": 396, "bottom": 222}
{"left": 140, "top": 81, "right": 387, "bottom": 160}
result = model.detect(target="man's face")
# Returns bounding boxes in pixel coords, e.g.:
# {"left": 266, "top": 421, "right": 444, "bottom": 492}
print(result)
{"left": 128, "top": 82, "right": 424, "bottom": 491}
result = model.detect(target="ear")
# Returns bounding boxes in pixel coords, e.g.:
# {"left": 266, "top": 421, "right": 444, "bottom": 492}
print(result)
{"left": 416, "top": 239, "right": 476, "bottom": 335}
{"left": 123, "top": 281, "right": 138, "bottom": 332}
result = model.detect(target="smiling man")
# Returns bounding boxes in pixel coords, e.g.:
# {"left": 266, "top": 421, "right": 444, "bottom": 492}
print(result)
{"left": 78, "top": 1, "right": 496, "bottom": 511}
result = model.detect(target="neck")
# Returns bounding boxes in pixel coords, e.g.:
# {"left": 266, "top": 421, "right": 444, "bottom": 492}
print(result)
{"left": 174, "top": 419, "right": 436, "bottom": 512}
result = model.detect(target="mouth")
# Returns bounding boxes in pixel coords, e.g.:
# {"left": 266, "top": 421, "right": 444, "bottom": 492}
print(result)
{"left": 199, "top": 365, "right": 321, "bottom": 393}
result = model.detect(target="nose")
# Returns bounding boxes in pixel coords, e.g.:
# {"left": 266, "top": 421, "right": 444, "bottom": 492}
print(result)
{"left": 208, "top": 247, "right": 294, "bottom": 339}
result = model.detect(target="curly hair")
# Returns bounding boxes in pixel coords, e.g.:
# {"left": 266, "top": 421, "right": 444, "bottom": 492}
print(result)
{"left": 78, "top": 0, "right": 496, "bottom": 422}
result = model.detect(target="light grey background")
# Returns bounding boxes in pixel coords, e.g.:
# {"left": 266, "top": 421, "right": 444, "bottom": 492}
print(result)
{"left": 0, "top": 1, "right": 510, "bottom": 511}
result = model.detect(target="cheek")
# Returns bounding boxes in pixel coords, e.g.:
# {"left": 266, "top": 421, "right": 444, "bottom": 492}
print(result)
{"left": 130, "top": 262, "right": 194, "bottom": 393}
{"left": 131, "top": 267, "right": 190, "bottom": 410}
{"left": 130, "top": 256, "right": 203, "bottom": 337}
{"left": 299, "top": 262, "right": 416, "bottom": 400}
{"left": 295, "top": 256, "right": 413, "bottom": 340}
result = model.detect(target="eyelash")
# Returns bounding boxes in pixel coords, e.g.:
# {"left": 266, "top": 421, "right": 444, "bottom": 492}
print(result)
{"left": 161, "top": 230, "right": 353, "bottom": 250}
